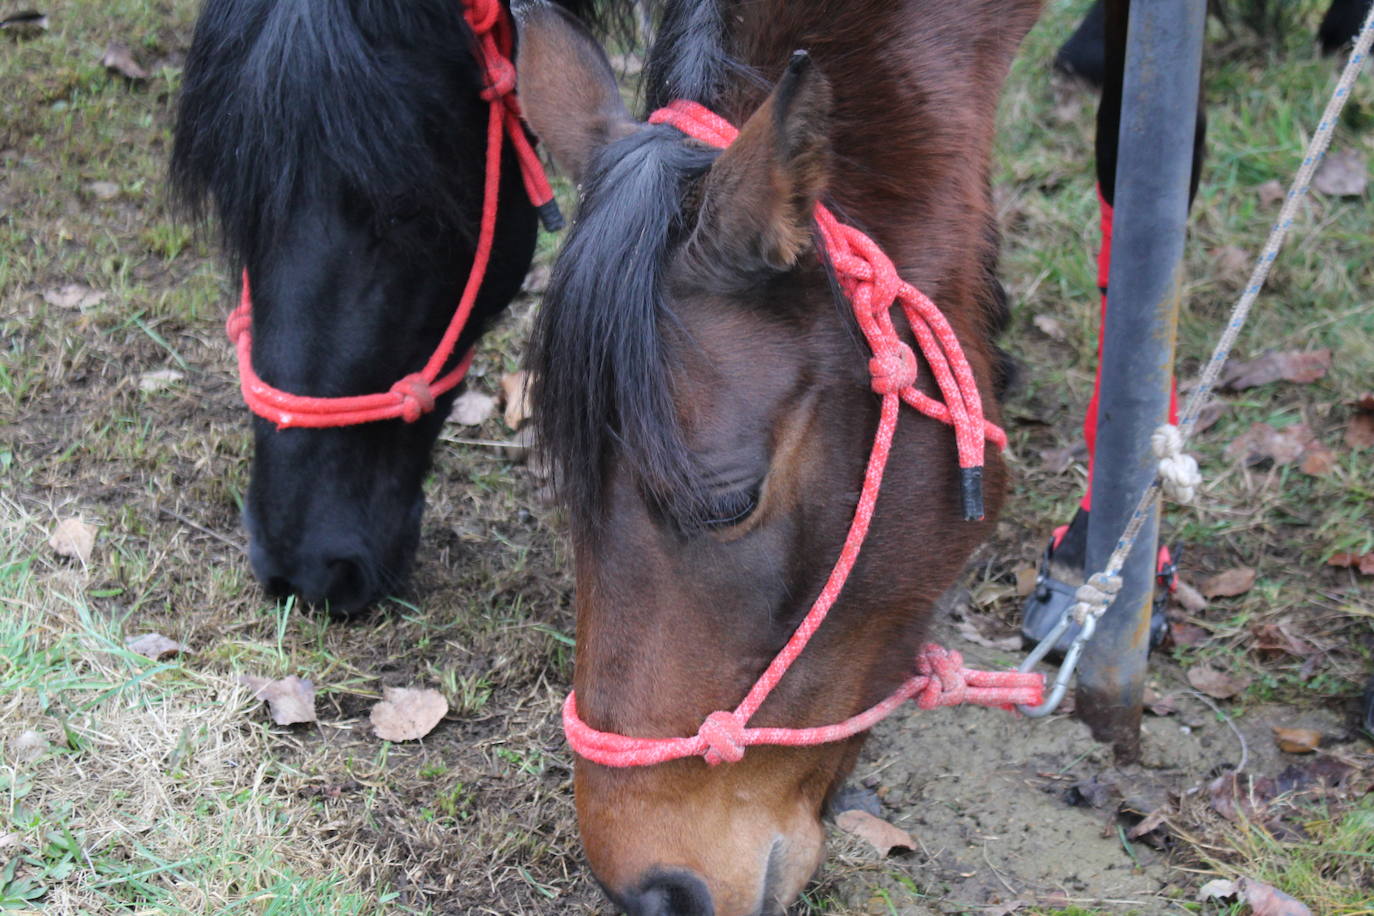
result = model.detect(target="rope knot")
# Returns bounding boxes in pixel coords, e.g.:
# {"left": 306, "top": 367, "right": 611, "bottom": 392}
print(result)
{"left": 698, "top": 710, "right": 746, "bottom": 765}
{"left": 463, "top": 0, "right": 500, "bottom": 35}
{"left": 390, "top": 374, "right": 436, "bottom": 423}
{"left": 480, "top": 55, "right": 517, "bottom": 101}
{"left": 914, "top": 643, "right": 968, "bottom": 709}
{"left": 225, "top": 307, "right": 252, "bottom": 345}
{"left": 1151, "top": 424, "right": 1201, "bottom": 503}
{"left": 868, "top": 341, "right": 918, "bottom": 395}
{"left": 1069, "top": 572, "right": 1123, "bottom": 625}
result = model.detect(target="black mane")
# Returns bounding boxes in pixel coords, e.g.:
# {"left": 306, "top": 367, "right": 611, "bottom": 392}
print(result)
{"left": 531, "top": 126, "right": 719, "bottom": 531}
{"left": 171, "top": 0, "right": 495, "bottom": 262}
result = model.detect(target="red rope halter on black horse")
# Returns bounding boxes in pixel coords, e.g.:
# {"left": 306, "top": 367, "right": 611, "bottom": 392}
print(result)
{"left": 225, "top": 0, "right": 558, "bottom": 430}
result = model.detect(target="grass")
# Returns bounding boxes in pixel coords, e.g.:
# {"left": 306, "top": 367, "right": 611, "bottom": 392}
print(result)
{"left": 1, "top": 0, "right": 1371, "bottom": 913}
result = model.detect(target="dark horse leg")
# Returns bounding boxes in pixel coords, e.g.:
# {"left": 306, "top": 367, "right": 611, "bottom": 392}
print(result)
{"left": 1058, "top": 0, "right": 1373, "bottom": 88}
{"left": 1023, "top": 0, "right": 1205, "bottom": 651}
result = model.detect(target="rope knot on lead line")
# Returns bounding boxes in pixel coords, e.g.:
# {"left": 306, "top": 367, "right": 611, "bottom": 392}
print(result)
{"left": 1151, "top": 423, "right": 1202, "bottom": 503}
{"left": 1069, "top": 572, "right": 1122, "bottom": 626}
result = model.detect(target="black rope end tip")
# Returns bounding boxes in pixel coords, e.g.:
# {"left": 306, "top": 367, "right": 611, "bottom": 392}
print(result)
{"left": 960, "top": 466, "right": 985, "bottom": 522}
{"left": 537, "top": 200, "right": 565, "bottom": 232}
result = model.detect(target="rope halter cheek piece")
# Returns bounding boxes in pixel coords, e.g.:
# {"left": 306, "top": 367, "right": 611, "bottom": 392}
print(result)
{"left": 225, "top": 0, "right": 561, "bottom": 430}
{"left": 562, "top": 100, "right": 1042, "bottom": 770}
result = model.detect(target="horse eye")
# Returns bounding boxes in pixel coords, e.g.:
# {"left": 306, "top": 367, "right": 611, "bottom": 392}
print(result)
{"left": 703, "top": 488, "right": 759, "bottom": 529}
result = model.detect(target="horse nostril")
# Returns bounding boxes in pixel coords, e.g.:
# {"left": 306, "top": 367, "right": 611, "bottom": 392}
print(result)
{"left": 624, "top": 870, "right": 714, "bottom": 916}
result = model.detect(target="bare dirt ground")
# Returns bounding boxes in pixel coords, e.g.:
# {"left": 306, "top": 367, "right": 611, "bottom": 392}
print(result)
{"left": 2, "top": 1, "right": 1372, "bottom": 914}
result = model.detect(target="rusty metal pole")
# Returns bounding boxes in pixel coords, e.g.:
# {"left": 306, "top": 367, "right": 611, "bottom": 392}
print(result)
{"left": 1077, "top": 0, "right": 1206, "bottom": 762}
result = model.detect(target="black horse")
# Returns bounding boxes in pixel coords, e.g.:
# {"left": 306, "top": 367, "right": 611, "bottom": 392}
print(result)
{"left": 172, "top": 0, "right": 621, "bottom": 614}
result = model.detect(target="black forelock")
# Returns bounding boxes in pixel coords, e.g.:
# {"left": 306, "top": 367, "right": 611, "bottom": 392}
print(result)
{"left": 171, "top": 0, "right": 483, "bottom": 262}
{"left": 530, "top": 125, "right": 719, "bottom": 533}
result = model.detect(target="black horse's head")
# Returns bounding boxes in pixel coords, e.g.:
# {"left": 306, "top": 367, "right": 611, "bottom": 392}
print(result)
{"left": 172, "top": 0, "right": 538, "bottom": 614}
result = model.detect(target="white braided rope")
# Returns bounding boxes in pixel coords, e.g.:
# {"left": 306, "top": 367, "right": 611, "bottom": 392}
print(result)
{"left": 1020, "top": 11, "right": 1373, "bottom": 715}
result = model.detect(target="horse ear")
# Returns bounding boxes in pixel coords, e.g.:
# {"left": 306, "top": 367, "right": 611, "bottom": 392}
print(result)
{"left": 515, "top": 2, "right": 636, "bottom": 182}
{"left": 689, "top": 51, "right": 832, "bottom": 280}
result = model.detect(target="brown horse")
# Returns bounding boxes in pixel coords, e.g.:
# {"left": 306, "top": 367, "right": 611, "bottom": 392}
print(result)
{"left": 517, "top": 1, "right": 1040, "bottom": 912}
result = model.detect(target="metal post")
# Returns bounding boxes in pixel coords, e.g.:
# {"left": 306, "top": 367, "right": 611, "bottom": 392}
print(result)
{"left": 1077, "top": 0, "right": 1205, "bottom": 762}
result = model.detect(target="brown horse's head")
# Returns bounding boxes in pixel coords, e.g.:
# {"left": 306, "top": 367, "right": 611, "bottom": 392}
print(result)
{"left": 518, "top": 2, "right": 1035, "bottom": 912}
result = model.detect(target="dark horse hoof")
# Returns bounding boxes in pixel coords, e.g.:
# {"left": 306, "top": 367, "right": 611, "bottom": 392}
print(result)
{"left": 1319, "top": 0, "right": 1373, "bottom": 53}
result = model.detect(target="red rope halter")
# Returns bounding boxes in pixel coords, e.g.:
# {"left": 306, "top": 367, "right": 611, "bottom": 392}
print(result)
{"left": 225, "top": 0, "right": 558, "bottom": 430}
{"left": 562, "top": 100, "right": 1036, "bottom": 769}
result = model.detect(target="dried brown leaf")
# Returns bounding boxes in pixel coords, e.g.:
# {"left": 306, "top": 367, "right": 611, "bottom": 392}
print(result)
{"left": 835, "top": 809, "right": 914, "bottom": 857}
{"left": 1198, "top": 878, "right": 1237, "bottom": 901}
{"left": 43, "top": 283, "right": 106, "bottom": 311}
{"left": 1168, "top": 620, "right": 1210, "bottom": 648}
{"left": 100, "top": 41, "right": 148, "bottom": 80}
{"left": 1221, "top": 350, "right": 1330, "bottom": 390}
{"left": 1298, "top": 440, "right": 1337, "bottom": 476}
{"left": 1327, "top": 552, "right": 1374, "bottom": 576}
{"left": 1200, "top": 566, "right": 1256, "bottom": 599}
{"left": 448, "top": 389, "right": 496, "bottom": 426}
{"left": 1312, "top": 148, "right": 1367, "bottom": 198}
{"left": 49, "top": 517, "right": 96, "bottom": 562}
{"left": 954, "top": 619, "right": 1021, "bottom": 652}
{"left": 1256, "top": 180, "right": 1285, "bottom": 207}
{"left": 1272, "top": 726, "right": 1321, "bottom": 754}
{"left": 1039, "top": 440, "right": 1087, "bottom": 474}
{"left": 1126, "top": 808, "right": 1168, "bottom": 838}
{"left": 1250, "top": 623, "right": 1313, "bottom": 658}
{"left": 1187, "top": 664, "right": 1251, "bottom": 700}
{"left": 1032, "top": 313, "right": 1066, "bottom": 340}
{"left": 370, "top": 686, "right": 448, "bottom": 742}
{"left": 137, "top": 368, "right": 184, "bottom": 392}
{"left": 500, "top": 371, "right": 533, "bottom": 430}
{"left": 125, "top": 633, "right": 186, "bottom": 660}
{"left": 1238, "top": 876, "right": 1313, "bottom": 916}
{"left": 1225, "top": 422, "right": 1312, "bottom": 466}
{"left": 1212, "top": 244, "right": 1250, "bottom": 285}
{"left": 86, "top": 180, "right": 120, "bottom": 200}
{"left": 1143, "top": 687, "right": 1178, "bottom": 717}
{"left": 241, "top": 674, "right": 316, "bottom": 726}
{"left": 1173, "top": 579, "right": 1208, "bottom": 614}
{"left": 1345, "top": 411, "right": 1374, "bottom": 449}
{"left": 1014, "top": 564, "right": 1038, "bottom": 598}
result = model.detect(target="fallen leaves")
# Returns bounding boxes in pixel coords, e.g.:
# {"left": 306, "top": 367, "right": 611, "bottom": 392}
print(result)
{"left": 125, "top": 633, "right": 186, "bottom": 660}
{"left": 1198, "top": 877, "right": 1313, "bottom": 916}
{"left": 43, "top": 283, "right": 106, "bottom": 311}
{"left": 1031, "top": 313, "right": 1066, "bottom": 340}
{"left": 1327, "top": 552, "right": 1374, "bottom": 575}
{"left": 49, "top": 517, "right": 96, "bottom": 562}
{"left": 241, "top": 674, "right": 317, "bottom": 726}
{"left": 1172, "top": 579, "right": 1208, "bottom": 614}
{"left": 137, "top": 368, "right": 184, "bottom": 392}
{"left": 85, "top": 180, "right": 120, "bottom": 201}
{"left": 954, "top": 618, "right": 1021, "bottom": 652}
{"left": 500, "top": 371, "right": 533, "bottom": 430}
{"left": 100, "top": 41, "right": 148, "bottom": 80}
{"left": 448, "top": 389, "right": 496, "bottom": 426}
{"left": 370, "top": 686, "right": 448, "bottom": 742}
{"left": 1200, "top": 567, "right": 1256, "bottom": 599}
{"left": 1187, "top": 664, "right": 1252, "bottom": 700}
{"left": 1256, "top": 180, "right": 1285, "bottom": 207}
{"left": 834, "top": 809, "right": 914, "bottom": 857}
{"left": 1346, "top": 394, "right": 1374, "bottom": 448}
{"left": 1221, "top": 349, "right": 1330, "bottom": 390}
{"left": 1225, "top": 422, "right": 1312, "bottom": 466}
{"left": 1272, "top": 726, "right": 1321, "bottom": 754}
{"left": 1312, "top": 148, "right": 1367, "bottom": 198}
{"left": 1039, "top": 440, "right": 1087, "bottom": 474}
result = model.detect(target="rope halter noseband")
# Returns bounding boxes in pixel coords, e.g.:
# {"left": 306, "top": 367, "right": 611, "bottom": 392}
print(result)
{"left": 226, "top": 0, "right": 559, "bottom": 430}
{"left": 562, "top": 100, "right": 1039, "bottom": 770}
